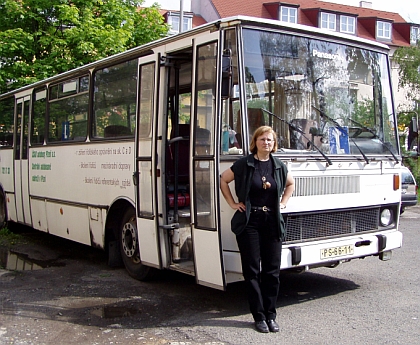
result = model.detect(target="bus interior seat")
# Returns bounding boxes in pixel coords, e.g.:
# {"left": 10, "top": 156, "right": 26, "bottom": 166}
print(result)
{"left": 104, "top": 125, "right": 132, "bottom": 137}
{"left": 167, "top": 124, "right": 190, "bottom": 207}
{"left": 289, "top": 118, "right": 322, "bottom": 149}
{"left": 195, "top": 127, "right": 210, "bottom": 154}
{"left": 247, "top": 108, "right": 265, "bottom": 135}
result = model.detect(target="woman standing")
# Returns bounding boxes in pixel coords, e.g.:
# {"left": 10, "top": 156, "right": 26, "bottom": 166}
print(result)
{"left": 220, "top": 126, "right": 295, "bottom": 333}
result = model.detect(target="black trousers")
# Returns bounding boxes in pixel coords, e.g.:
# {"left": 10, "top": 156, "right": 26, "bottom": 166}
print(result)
{"left": 236, "top": 210, "right": 282, "bottom": 322}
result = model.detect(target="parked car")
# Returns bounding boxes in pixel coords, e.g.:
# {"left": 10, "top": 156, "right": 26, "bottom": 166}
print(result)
{"left": 401, "top": 166, "right": 418, "bottom": 214}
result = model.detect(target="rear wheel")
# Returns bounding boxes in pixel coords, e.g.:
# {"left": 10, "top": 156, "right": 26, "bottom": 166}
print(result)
{"left": 119, "top": 207, "right": 156, "bottom": 281}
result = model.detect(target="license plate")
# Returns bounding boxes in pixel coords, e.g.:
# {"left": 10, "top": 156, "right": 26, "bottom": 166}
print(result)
{"left": 320, "top": 244, "right": 354, "bottom": 259}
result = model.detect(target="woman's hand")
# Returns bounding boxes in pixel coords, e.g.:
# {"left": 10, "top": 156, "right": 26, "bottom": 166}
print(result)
{"left": 232, "top": 202, "right": 246, "bottom": 212}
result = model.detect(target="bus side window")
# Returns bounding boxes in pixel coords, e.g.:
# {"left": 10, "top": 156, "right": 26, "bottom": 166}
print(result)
{"left": 92, "top": 60, "right": 137, "bottom": 139}
{"left": 48, "top": 78, "right": 89, "bottom": 142}
{"left": 0, "top": 97, "right": 14, "bottom": 147}
{"left": 220, "top": 29, "right": 243, "bottom": 155}
{"left": 32, "top": 88, "right": 47, "bottom": 145}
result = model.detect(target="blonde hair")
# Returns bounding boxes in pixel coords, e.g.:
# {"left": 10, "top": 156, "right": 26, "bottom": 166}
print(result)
{"left": 249, "top": 126, "right": 278, "bottom": 154}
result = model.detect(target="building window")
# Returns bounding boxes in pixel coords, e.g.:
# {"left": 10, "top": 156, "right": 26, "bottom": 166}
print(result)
{"left": 340, "top": 15, "right": 355, "bottom": 34}
{"left": 280, "top": 6, "right": 297, "bottom": 24}
{"left": 168, "top": 13, "right": 192, "bottom": 34}
{"left": 411, "top": 26, "right": 420, "bottom": 45}
{"left": 321, "top": 13, "right": 336, "bottom": 31}
{"left": 377, "top": 21, "right": 392, "bottom": 40}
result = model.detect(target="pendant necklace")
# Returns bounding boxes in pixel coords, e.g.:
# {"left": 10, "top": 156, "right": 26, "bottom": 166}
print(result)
{"left": 256, "top": 155, "right": 271, "bottom": 189}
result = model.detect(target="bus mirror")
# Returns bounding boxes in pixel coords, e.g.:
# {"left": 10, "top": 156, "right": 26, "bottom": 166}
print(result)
{"left": 221, "top": 49, "right": 232, "bottom": 100}
{"left": 132, "top": 171, "right": 138, "bottom": 186}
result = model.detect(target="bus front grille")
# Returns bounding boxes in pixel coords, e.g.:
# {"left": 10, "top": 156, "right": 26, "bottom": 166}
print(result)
{"left": 284, "top": 207, "right": 379, "bottom": 243}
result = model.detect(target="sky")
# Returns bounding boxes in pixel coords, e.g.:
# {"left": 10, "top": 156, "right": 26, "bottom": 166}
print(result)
{"left": 142, "top": 0, "right": 420, "bottom": 24}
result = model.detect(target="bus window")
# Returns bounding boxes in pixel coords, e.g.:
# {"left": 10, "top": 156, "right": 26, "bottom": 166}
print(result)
{"left": 194, "top": 42, "right": 217, "bottom": 230}
{"left": 93, "top": 60, "right": 137, "bottom": 139}
{"left": 48, "top": 76, "right": 89, "bottom": 142}
{"left": 220, "top": 29, "right": 243, "bottom": 155}
{"left": 0, "top": 97, "right": 14, "bottom": 147}
{"left": 32, "top": 87, "right": 47, "bottom": 145}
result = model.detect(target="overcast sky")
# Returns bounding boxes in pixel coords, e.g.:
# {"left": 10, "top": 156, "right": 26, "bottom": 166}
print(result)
{"left": 142, "top": 0, "right": 420, "bottom": 24}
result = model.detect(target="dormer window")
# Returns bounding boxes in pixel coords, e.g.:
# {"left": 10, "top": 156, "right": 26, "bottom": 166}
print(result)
{"left": 321, "top": 12, "right": 336, "bottom": 31}
{"left": 340, "top": 15, "right": 356, "bottom": 34}
{"left": 280, "top": 6, "right": 297, "bottom": 24}
{"left": 377, "top": 21, "right": 392, "bottom": 40}
{"left": 411, "top": 26, "right": 420, "bottom": 45}
{"left": 167, "top": 12, "right": 192, "bottom": 34}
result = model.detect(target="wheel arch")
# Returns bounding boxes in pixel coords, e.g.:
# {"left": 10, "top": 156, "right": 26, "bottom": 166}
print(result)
{"left": 104, "top": 197, "right": 135, "bottom": 267}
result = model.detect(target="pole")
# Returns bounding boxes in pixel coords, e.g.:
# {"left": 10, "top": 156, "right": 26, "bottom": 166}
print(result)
{"left": 179, "top": 0, "right": 184, "bottom": 33}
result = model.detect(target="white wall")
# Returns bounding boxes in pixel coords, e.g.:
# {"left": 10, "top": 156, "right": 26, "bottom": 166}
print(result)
{"left": 142, "top": 0, "right": 191, "bottom": 11}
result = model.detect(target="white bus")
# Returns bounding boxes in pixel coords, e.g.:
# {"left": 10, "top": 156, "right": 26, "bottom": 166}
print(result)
{"left": 0, "top": 16, "right": 403, "bottom": 290}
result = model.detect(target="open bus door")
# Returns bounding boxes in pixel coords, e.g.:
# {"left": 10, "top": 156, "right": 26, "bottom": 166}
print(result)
{"left": 134, "top": 54, "right": 162, "bottom": 269}
{"left": 189, "top": 33, "right": 226, "bottom": 290}
{"left": 14, "top": 96, "right": 32, "bottom": 225}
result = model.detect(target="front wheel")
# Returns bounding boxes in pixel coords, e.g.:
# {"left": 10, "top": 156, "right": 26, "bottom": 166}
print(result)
{"left": 119, "top": 208, "right": 156, "bottom": 281}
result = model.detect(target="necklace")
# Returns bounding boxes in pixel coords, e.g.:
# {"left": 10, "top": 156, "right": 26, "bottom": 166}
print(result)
{"left": 256, "top": 155, "right": 271, "bottom": 189}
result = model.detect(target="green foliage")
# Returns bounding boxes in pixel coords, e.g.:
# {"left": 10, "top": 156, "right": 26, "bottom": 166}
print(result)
{"left": 393, "top": 42, "right": 420, "bottom": 107}
{"left": 351, "top": 97, "right": 374, "bottom": 127}
{"left": 0, "top": 227, "right": 25, "bottom": 246}
{"left": 0, "top": 0, "right": 168, "bottom": 94}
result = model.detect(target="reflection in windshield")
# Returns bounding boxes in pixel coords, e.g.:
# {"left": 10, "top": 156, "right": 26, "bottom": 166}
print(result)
{"left": 242, "top": 29, "right": 398, "bottom": 157}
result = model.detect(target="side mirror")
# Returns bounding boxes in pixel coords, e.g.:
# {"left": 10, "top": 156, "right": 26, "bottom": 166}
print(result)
{"left": 221, "top": 49, "right": 232, "bottom": 100}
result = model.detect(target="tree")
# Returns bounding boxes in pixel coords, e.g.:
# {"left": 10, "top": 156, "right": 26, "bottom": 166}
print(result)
{"left": 0, "top": 0, "right": 168, "bottom": 93}
{"left": 393, "top": 42, "right": 420, "bottom": 112}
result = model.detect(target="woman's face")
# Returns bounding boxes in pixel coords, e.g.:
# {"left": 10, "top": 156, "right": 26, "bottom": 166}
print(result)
{"left": 255, "top": 132, "right": 274, "bottom": 154}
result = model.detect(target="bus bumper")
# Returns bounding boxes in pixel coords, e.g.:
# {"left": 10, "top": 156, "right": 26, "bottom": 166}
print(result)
{"left": 281, "top": 229, "right": 403, "bottom": 269}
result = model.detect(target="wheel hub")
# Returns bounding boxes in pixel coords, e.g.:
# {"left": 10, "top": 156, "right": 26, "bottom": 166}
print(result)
{"left": 121, "top": 222, "right": 137, "bottom": 258}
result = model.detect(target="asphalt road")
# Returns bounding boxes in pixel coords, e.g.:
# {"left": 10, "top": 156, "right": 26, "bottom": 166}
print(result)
{"left": 1, "top": 205, "right": 419, "bottom": 345}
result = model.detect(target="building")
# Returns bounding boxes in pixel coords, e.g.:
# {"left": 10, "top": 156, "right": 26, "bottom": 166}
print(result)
{"left": 152, "top": 0, "right": 419, "bottom": 114}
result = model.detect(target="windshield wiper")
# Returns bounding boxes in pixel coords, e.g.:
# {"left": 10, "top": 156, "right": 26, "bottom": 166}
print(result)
{"left": 261, "top": 108, "right": 333, "bottom": 166}
{"left": 312, "top": 106, "right": 370, "bottom": 164}
{"left": 345, "top": 117, "right": 399, "bottom": 163}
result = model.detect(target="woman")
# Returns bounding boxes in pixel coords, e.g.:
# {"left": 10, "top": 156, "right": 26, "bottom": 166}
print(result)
{"left": 220, "top": 126, "right": 295, "bottom": 333}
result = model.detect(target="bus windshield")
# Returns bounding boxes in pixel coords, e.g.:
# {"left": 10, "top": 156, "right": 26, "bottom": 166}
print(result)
{"left": 241, "top": 28, "right": 398, "bottom": 158}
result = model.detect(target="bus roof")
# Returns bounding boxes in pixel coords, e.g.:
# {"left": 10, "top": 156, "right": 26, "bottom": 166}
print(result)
{"left": 1, "top": 15, "right": 390, "bottom": 99}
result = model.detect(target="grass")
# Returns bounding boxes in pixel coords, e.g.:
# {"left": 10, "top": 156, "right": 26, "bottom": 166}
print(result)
{"left": 0, "top": 227, "right": 26, "bottom": 247}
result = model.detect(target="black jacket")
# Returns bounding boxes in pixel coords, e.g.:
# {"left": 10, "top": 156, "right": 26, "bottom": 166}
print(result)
{"left": 230, "top": 154, "right": 288, "bottom": 239}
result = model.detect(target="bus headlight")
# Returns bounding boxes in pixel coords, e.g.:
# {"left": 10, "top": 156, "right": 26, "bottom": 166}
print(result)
{"left": 380, "top": 208, "right": 392, "bottom": 226}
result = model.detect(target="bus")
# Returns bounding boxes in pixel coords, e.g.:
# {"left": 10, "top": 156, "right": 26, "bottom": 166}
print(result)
{"left": 0, "top": 16, "right": 403, "bottom": 290}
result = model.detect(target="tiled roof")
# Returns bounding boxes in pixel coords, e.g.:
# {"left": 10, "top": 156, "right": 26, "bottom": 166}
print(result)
{"left": 208, "top": 0, "right": 411, "bottom": 47}
{"left": 211, "top": 0, "right": 405, "bottom": 22}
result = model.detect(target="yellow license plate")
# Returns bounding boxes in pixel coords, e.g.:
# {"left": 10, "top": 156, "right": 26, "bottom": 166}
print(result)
{"left": 320, "top": 245, "right": 354, "bottom": 259}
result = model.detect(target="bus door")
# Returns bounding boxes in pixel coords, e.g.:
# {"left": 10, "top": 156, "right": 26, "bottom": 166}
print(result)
{"left": 14, "top": 96, "right": 32, "bottom": 225}
{"left": 135, "top": 55, "right": 161, "bottom": 269}
{"left": 190, "top": 33, "right": 226, "bottom": 290}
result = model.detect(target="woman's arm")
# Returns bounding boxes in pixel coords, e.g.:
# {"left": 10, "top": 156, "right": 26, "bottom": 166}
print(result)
{"left": 280, "top": 172, "right": 295, "bottom": 209}
{"left": 220, "top": 168, "right": 246, "bottom": 212}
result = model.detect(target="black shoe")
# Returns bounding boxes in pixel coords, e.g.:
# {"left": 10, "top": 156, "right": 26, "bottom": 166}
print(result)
{"left": 266, "top": 319, "right": 279, "bottom": 332}
{"left": 255, "top": 320, "right": 269, "bottom": 333}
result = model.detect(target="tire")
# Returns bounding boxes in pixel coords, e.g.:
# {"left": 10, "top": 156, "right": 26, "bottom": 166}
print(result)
{"left": 119, "top": 207, "right": 156, "bottom": 281}
{"left": 0, "top": 190, "right": 7, "bottom": 229}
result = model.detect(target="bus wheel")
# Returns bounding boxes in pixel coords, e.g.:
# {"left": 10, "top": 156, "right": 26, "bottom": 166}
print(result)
{"left": 119, "top": 208, "right": 155, "bottom": 281}
{"left": 0, "top": 191, "right": 7, "bottom": 229}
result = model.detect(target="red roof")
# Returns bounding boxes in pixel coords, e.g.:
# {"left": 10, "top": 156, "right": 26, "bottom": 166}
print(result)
{"left": 208, "top": 0, "right": 411, "bottom": 46}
